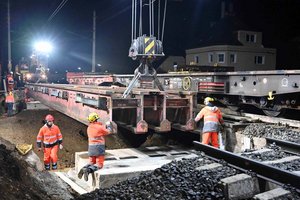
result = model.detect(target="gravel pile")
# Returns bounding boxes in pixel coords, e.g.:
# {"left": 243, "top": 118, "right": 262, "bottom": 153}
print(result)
{"left": 242, "top": 124, "right": 300, "bottom": 143}
{"left": 241, "top": 145, "right": 292, "bottom": 161}
{"left": 76, "top": 155, "right": 239, "bottom": 200}
{"left": 272, "top": 159, "right": 300, "bottom": 172}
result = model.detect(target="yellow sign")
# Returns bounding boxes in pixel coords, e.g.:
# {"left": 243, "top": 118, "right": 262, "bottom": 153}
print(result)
{"left": 267, "top": 91, "right": 274, "bottom": 100}
{"left": 144, "top": 37, "right": 155, "bottom": 55}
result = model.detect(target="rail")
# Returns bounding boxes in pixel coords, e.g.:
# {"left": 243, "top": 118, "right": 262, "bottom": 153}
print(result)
{"left": 266, "top": 137, "right": 300, "bottom": 154}
{"left": 193, "top": 141, "right": 300, "bottom": 189}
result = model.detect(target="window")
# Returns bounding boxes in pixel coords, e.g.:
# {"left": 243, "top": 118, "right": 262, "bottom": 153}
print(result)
{"left": 208, "top": 53, "right": 213, "bottom": 63}
{"left": 246, "top": 34, "right": 256, "bottom": 43}
{"left": 217, "top": 53, "right": 225, "bottom": 63}
{"left": 194, "top": 55, "right": 199, "bottom": 64}
{"left": 254, "top": 56, "right": 265, "bottom": 64}
{"left": 230, "top": 53, "right": 236, "bottom": 63}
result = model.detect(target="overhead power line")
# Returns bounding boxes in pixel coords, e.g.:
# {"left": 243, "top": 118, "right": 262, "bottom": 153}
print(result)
{"left": 48, "top": 0, "right": 69, "bottom": 22}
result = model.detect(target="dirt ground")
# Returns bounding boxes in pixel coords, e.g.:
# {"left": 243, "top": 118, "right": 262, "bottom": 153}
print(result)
{"left": 0, "top": 109, "right": 129, "bottom": 170}
{"left": 0, "top": 138, "right": 75, "bottom": 200}
{"left": 0, "top": 106, "right": 179, "bottom": 171}
{"left": 0, "top": 109, "right": 89, "bottom": 169}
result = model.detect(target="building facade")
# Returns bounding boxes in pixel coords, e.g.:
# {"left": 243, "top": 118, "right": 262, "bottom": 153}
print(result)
{"left": 186, "top": 30, "right": 276, "bottom": 71}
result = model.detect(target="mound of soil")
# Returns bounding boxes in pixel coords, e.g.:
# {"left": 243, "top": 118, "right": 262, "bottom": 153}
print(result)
{"left": 0, "top": 110, "right": 89, "bottom": 169}
{"left": 0, "top": 138, "right": 74, "bottom": 200}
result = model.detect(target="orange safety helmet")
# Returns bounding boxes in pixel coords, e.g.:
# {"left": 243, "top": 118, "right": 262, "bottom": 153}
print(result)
{"left": 45, "top": 114, "right": 54, "bottom": 121}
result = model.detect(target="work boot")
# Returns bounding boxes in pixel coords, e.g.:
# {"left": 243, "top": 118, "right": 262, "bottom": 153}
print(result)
{"left": 78, "top": 167, "right": 87, "bottom": 179}
{"left": 52, "top": 163, "right": 57, "bottom": 170}
{"left": 84, "top": 168, "right": 93, "bottom": 181}
{"left": 44, "top": 164, "right": 50, "bottom": 171}
{"left": 78, "top": 164, "right": 91, "bottom": 179}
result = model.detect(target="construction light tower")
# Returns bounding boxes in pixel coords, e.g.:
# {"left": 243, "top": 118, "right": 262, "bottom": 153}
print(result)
{"left": 122, "top": 0, "right": 168, "bottom": 98}
{"left": 31, "top": 41, "right": 53, "bottom": 83}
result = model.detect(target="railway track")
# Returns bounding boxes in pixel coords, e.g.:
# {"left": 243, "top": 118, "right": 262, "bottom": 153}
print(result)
{"left": 193, "top": 141, "right": 300, "bottom": 196}
{"left": 75, "top": 142, "right": 300, "bottom": 199}
{"left": 241, "top": 144, "right": 300, "bottom": 174}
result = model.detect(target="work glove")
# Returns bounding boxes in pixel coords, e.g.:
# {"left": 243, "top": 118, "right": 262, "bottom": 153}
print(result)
{"left": 105, "top": 121, "right": 113, "bottom": 132}
{"left": 59, "top": 144, "right": 63, "bottom": 150}
{"left": 220, "top": 124, "right": 225, "bottom": 131}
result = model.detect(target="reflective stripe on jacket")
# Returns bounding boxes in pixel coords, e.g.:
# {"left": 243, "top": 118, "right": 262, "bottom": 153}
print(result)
{"left": 37, "top": 124, "right": 63, "bottom": 148}
{"left": 195, "top": 106, "right": 224, "bottom": 133}
{"left": 87, "top": 122, "right": 110, "bottom": 156}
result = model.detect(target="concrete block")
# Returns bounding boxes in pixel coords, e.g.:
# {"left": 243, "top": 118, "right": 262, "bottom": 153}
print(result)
{"left": 253, "top": 188, "right": 291, "bottom": 200}
{"left": 73, "top": 147, "right": 198, "bottom": 191}
{"left": 227, "top": 132, "right": 249, "bottom": 153}
{"left": 221, "top": 173, "right": 260, "bottom": 200}
{"left": 195, "top": 163, "right": 222, "bottom": 171}
{"left": 253, "top": 137, "right": 267, "bottom": 149}
{"left": 26, "top": 101, "right": 49, "bottom": 110}
{"left": 242, "top": 136, "right": 251, "bottom": 151}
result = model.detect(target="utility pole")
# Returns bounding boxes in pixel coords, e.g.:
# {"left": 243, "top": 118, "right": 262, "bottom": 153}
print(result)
{"left": 92, "top": 11, "right": 96, "bottom": 72}
{"left": 7, "top": 0, "right": 12, "bottom": 73}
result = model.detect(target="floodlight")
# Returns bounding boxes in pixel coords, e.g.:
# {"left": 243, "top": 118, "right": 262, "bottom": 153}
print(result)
{"left": 34, "top": 41, "right": 53, "bottom": 54}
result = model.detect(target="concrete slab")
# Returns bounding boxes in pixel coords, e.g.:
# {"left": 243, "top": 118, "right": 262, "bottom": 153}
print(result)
{"left": 221, "top": 173, "right": 260, "bottom": 200}
{"left": 253, "top": 188, "right": 291, "bottom": 200}
{"left": 67, "top": 146, "right": 198, "bottom": 192}
{"left": 26, "top": 101, "right": 49, "bottom": 110}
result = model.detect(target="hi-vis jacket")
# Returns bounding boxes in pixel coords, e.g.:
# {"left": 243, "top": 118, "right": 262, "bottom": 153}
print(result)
{"left": 5, "top": 94, "right": 14, "bottom": 103}
{"left": 37, "top": 124, "right": 63, "bottom": 148}
{"left": 87, "top": 122, "right": 110, "bottom": 156}
{"left": 195, "top": 106, "right": 224, "bottom": 133}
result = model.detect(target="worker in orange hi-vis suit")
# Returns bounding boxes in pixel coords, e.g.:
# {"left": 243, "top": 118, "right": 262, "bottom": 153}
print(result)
{"left": 36, "top": 114, "right": 63, "bottom": 170}
{"left": 7, "top": 74, "right": 14, "bottom": 91}
{"left": 78, "top": 112, "right": 113, "bottom": 181}
{"left": 5, "top": 91, "right": 15, "bottom": 117}
{"left": 195, "top": 97, "right": 224, "bottom": 148}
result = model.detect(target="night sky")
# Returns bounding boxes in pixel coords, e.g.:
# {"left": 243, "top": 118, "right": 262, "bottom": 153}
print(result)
{"left": 0, "top": 0, "right": 300, "bottom": 76}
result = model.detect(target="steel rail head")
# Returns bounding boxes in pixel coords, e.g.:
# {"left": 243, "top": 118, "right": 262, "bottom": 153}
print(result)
{"left": 193, "top": 141, "right": 300, "bottom": 189}
{"left": 265, "top": 137, "right": 300, "bottom": 154}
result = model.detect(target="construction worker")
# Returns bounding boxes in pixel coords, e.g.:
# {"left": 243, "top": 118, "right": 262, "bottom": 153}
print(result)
{"left": 195, "top": 97, "right": 224, "bottom": 148}
{"left": 78, "top": 112, "right": 113, "bottom": 181}
{"left": 36, "top": 114, "right": 63, "bottom": 170}
{"left": 7, "top": 73, "right": 14, "bottom": 91}
{"left": 5, "top": 91, "right": 15, "bottom": 117}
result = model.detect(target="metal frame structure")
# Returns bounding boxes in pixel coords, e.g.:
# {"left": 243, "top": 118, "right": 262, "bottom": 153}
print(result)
{"left": 67, "top": 70, "right": 300, "bottom": 117}
{"left": 27, "top": 83, "right": 196, "bottom": 134}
